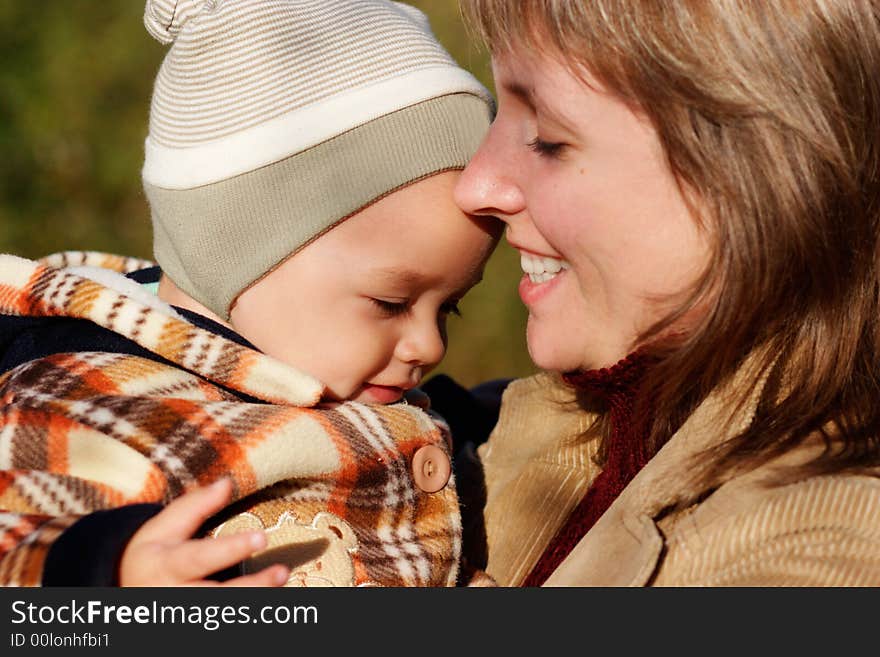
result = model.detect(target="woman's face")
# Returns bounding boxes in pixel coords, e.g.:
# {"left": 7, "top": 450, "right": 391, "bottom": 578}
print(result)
{"left": 454, "top": 47, "right": 710, "bottom": 371}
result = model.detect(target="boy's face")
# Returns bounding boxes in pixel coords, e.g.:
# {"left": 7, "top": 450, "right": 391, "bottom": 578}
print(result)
{"left": 229, "top": 171, "right": 499, "bottom": 403}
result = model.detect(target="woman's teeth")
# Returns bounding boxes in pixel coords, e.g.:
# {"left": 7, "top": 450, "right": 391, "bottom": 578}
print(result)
{"left": 520, "top": 252, "right": 570, "bottom": 283}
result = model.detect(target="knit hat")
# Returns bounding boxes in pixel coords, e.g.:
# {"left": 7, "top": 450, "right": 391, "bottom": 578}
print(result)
{"left": 141, "top": 0, "right": 494, "bottom": 319}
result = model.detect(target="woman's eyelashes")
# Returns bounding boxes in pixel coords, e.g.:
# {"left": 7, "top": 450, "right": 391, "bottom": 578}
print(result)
{"left": 369, "top": 298, "right": 462, "bottom": 318}
{"left": 527, "top": 136, "right": 565, "bottom": 158}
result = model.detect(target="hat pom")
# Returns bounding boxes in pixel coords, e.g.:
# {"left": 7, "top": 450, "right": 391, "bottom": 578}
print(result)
{"left": 144, "top": 0, "right": 217, "bottom": 45}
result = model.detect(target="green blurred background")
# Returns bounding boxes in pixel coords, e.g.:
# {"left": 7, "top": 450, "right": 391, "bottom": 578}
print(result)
{"left": 0, "top": 1, "right": 536, "bottom": 387}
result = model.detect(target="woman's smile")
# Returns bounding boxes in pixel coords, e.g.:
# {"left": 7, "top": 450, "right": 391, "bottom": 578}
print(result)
{"left": 517, "top": 249, "right": 570, "bottom": 306}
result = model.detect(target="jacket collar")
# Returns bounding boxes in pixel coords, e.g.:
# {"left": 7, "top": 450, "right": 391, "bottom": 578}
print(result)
{"left": 0, "top": 254, "right": 324, "bottom": 405}
{"left": 544, "top": 353, "right": 770, "bottom": 586}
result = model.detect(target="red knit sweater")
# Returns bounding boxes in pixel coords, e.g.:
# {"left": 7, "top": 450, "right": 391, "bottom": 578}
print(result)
{"left": 521, "top": 352, "right": 657, "bottom": 587}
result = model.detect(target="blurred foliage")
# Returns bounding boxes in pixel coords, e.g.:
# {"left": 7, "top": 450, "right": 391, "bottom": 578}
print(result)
{"left": 0, "top": 1, "right": 535, "bottom": 387}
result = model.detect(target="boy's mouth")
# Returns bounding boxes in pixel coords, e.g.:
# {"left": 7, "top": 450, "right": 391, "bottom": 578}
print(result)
{"left": 358, "top": 384, "right": 406, "bottom": 404}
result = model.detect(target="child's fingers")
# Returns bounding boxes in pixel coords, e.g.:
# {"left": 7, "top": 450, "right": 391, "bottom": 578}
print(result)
{"left": 136, "top": 479, "right": 233, "bottom": 543}
{"left": 193, "top": 564, "right": 290, "bottom": 588}
{"left": 164, "top": 530, "right": 268, "bottom": 583}
{"left": 222, "top": 564, "right": 290, "bottom": 587}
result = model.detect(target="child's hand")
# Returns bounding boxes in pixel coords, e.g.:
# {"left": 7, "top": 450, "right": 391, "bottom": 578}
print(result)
{"left": 119, "top": 479, "right": 289, "bottom": 587}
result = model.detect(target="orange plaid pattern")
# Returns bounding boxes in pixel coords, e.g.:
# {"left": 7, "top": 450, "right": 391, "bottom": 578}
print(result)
{"left": 0, "top": 254, "right": 460, "bottom": 586}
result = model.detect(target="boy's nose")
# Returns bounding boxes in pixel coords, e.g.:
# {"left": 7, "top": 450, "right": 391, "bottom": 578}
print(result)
{"left": 396, "top": 321, "right": 446, "bottom": 369}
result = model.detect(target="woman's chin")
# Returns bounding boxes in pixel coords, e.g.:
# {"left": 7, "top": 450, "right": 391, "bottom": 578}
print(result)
{"left": 526, "top": 319, "right": 631, "bottom": 373}
{"left": 526, "top": 322, "right": 587, "bottom": 373}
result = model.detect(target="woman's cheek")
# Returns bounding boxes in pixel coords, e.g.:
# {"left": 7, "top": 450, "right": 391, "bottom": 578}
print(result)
{"left": 527, "top": 178, "right": 585, "bottom": 242}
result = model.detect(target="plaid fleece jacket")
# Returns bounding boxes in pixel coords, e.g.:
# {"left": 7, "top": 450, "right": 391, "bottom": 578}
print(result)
{"left": 0, "top": 252, "right": 461, "bottom": 587}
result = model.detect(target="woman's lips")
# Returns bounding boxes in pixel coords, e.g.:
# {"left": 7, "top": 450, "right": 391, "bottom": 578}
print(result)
{"left": 518, "top": 268, "right": 566, "bottom": 306}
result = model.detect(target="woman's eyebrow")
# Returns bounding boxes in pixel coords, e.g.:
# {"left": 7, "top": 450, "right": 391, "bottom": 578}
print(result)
{"left": 503, "top": 80, "right": 578, "bottom": 135}
{"left": 503, "top": 80, "right": 536, "bottom": 107}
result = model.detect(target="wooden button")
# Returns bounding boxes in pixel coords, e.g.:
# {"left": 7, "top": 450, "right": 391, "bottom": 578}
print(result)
{"left": 411, "top": 444, "right": 451, "bottom": 493}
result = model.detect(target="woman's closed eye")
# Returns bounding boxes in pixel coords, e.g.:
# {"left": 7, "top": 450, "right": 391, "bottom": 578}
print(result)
{"left": 528, "top": 136, "right": 565, "bottom": 158}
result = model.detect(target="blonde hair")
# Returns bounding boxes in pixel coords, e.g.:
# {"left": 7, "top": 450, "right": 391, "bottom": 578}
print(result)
{"left": 463, "top": 0, "right": 880, "bottom": 497}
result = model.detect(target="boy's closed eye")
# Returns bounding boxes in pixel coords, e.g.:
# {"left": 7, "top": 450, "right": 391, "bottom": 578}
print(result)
{"left": 441, "top": 300, "right": 463, "bottom": 317}
{"left": 369, "top": 297, "right": 462, "bottom": 318}
{"left": 370, "top": 298, "right": 409, "bottom": 317}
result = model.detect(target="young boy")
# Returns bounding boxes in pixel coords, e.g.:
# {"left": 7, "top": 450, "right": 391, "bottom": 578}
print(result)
{"left": 0, "top": 0, "right": 497, "bottom": 587}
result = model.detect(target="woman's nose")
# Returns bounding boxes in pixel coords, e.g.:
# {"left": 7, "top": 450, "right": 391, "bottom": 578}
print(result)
{"left": 453, "top": 124, "right": 525, "bottom": 222}
{"left": 396, "top": 318, "right": 446, "bottom": 368}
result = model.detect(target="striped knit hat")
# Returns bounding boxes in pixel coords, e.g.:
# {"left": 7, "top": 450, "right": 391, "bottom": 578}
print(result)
{"left": 142, "top": 0, "right": 494, "bottom": 319}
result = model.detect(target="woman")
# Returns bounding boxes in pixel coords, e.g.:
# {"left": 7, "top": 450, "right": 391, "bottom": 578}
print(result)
{"left": 453, "top": 0, "right": 880, "bottom": 585}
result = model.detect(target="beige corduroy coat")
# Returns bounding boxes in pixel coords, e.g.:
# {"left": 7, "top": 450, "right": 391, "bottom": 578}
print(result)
{"left": 479, "top": 364, "right": 880, "bottom": 586}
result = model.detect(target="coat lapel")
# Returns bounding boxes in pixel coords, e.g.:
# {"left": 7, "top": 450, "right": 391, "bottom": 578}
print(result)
{"left": 544, "top": 356, "right": 769, "bottom": 586}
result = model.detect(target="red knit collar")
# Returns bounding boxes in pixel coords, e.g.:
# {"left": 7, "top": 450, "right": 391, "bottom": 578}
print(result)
{"left": 522, "top": 349, "right": 659, "bottom": 586}
{"left": 561, "top": 349, "right": 656, "bottom": 399}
